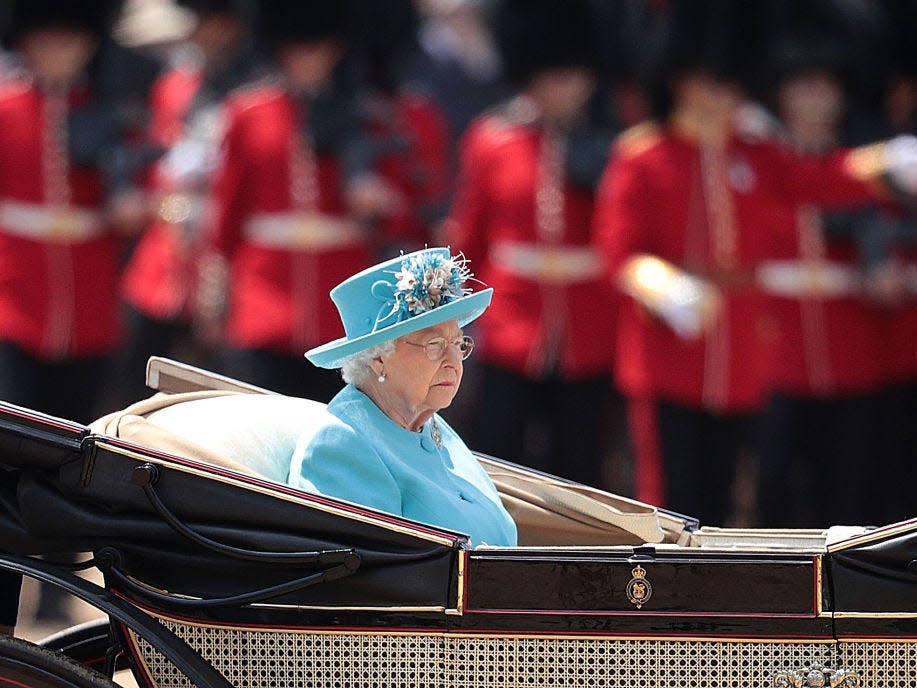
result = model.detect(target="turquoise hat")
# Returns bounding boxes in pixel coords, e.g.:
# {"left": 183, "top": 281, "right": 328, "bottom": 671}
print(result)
{"left": 305, "top": 248, "right": 493, "bottom": 369}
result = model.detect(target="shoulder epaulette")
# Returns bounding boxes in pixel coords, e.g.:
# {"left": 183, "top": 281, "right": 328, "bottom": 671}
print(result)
{"left": 226, "top": 76, "right": 284, "bottom": 110}
{"left": 471, "top": 99, "right": 538, "bottom": 146}
{"left": 0, "top": 75, "right": 31, "bottom": 101}
{"left": 614, "top": 121, "right": 662, "bottom": 157}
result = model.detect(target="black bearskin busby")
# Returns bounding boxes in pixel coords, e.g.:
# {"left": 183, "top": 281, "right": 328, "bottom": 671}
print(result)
{"left": 640, "top": 0, "right": 770, "bottom": 121}
{"left": 347, "top": 0, "right": 418, "bottom": 93}
{"left": 3, "top": 0, "right": 123, "bottom": 46}
{"left": 176, "top": 0, "right": 253, "bottom": 15}
{"left": 494, "top": 0, "right": 601, "bottom": 86}
{"left": 763, "top": 0, "right": 892, "bottom": 109}
{"left": 880, "top": 0, "right": 917, "bottom": 81}
{"left": 256, "top": 0, "right": 348, "bottom": 51}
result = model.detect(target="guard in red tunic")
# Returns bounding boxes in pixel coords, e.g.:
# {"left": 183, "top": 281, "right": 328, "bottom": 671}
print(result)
{"left": 873, "top": 0, "right": 917, "bottom": 526}
{"left": 0, "top": 0, "right": 151, "bottom": 635}
{"left": 0, "top": 1, "right": 145, "bottom": 417}
{"left": 446, "top": 0, "right": 617, "bottom": 486}
{"left": 117, "top": 0, "right": 264, "bottom": 405}
{"left": 752, "top": 18, "right": 897, "bottom": 528}
{"left": 594, "top": 0, "right": 917, "bottom": 526}
{"left": 196, "top": 1, "right": 393, "bottom": 400}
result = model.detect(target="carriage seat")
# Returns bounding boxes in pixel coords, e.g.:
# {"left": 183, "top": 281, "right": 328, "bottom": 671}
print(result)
{"left": 90, "top": 391, "right": 329, "bottom": 484}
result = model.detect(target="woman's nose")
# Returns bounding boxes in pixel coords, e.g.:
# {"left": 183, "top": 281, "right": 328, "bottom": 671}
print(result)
{"left": 443, "top": 342, "right": 463, "bottom": 364}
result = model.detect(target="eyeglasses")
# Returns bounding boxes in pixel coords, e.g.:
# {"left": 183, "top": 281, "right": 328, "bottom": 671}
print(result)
{"left": 403, "top": 335, "right": 475, "bottom": 361}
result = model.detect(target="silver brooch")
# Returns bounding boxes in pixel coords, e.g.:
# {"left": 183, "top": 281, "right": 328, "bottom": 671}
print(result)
{"left": 431, "top": 418, "right": 443, "bottom": 448}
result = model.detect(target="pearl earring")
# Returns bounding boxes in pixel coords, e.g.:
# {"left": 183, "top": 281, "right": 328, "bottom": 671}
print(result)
{"left": 377, "top": 372, "right": 386, "bottom": 383}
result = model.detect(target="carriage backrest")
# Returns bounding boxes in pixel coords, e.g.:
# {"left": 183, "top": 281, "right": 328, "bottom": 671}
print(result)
{"left": 89, "top": 391, "right": 330, "bottom": 484}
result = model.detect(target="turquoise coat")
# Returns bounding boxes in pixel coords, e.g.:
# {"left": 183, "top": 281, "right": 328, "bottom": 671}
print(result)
{"left": 289, "top": 385, "right": 517, "bottom": 546}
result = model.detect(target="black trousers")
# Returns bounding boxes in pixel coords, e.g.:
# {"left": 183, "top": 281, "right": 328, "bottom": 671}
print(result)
{"left": 107, "top": 306, "right": 199, "bottom": 411}
{"left": 467, "top": 363, "right": 612, "bottom": 487}
{"left": 218, "top": 346, "right": 345, "bottom": 403}
{"left": 758, "top": 390, "right": 887, "bottom": 529}
{"left": 881, "top": 381, "right": 916, "bottom": 524}
{"left": 0, "top": 341, "right": 110, "bottom": 628}
{"left": 0, "top": 341, "right": 109, "bottom": 424}
{"left": 654, "top": 399, "right": 756, "bottom": 527}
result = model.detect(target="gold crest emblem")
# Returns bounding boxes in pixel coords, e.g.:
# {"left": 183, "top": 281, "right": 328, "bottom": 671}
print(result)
{"left": 626, "top": 564, "right": 653, "bottom": 609}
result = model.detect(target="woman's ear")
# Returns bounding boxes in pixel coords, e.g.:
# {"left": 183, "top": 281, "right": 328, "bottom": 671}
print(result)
{"left": 369, "top": 355, "right": 385, "bottom": 378}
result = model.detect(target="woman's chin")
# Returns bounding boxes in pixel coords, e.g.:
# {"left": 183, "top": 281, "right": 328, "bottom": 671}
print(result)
{"left": 427, "top": 387, "right": 458, "bottom": 409}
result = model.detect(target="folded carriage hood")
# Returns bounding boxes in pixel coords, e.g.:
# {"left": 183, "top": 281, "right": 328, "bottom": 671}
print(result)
{"left": 827, "top": 519, "right": 917, "bottom": 614}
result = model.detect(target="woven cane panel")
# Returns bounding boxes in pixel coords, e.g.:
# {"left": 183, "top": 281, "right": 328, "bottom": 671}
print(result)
{"left": 839, "top": 642, "right": 917, "bottom": 688}
{"left": 133, "top": 622, "right": 444, "bottom": 688}
{"left": 445, "top": 637, "right": 834, "bottom": 687}
{"left": 135, "top": 621, "right": 917, "bottom": 688}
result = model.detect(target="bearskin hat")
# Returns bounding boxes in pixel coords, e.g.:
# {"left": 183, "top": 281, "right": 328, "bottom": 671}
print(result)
{"left": 176, "top": 0, "right": 252, "bottom": 15}
{"left": 640, "top": 0, "right": 769, "bottom": 120}
{"left": 494, "top": 0, "right": 601, "bottom": 85}
{"left": 763, "top": 0, "right": 892, "bottom": 106}
{"left": 256, "top": 0, "right": 348, "bottom": 50}
{"left": 879, "top": 0, "right": 917, "bottom": 80}
{"left": 347, "top": 0, "right": 419, "bottom": 92}
{"left": 3, "top": 0, "right": 123, "bottom": 45}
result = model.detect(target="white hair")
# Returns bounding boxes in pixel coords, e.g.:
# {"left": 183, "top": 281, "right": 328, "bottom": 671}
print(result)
{"left": 340, "top": 340, "right": 397, "bottom": 385}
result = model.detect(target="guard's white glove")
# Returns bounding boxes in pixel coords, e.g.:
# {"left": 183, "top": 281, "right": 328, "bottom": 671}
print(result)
{"left": 884, "top": 135, "right": 917, "bottom": 195}
{"left": 619, "top": 255, "right": 721, "bottom": 339}
{"left": 653, "top": 272, "right": 721, "bottom": 339}
{"left": 163, "top": 138, "right": 217, "bottom": 186}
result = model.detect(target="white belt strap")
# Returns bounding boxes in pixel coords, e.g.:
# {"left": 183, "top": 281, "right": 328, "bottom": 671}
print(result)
{"left": 0, "top": 201, "right": 105, "bottom": 243}
{"left": 489, "top": 241, "right": 605, "bottom": 283}
{"left": 757, "top": 260, "right": 860, "bottom": 298}
{"left": 243, "top": 212, "right": 364, "bottom": 251}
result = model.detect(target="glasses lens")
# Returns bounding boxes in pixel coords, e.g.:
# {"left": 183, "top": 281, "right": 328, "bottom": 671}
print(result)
{"left": 417, "top": 336, "right": 474, "bottom": 360}
{"left": 424, "top": 338, "right": 447, "bottom": 360}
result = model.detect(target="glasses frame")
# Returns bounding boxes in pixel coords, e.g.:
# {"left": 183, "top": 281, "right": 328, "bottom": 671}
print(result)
{"left": 402, "top": 335, "right": 474, "bottom": 361}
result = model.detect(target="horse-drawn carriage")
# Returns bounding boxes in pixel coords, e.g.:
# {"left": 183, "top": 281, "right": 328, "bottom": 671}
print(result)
{"left": 1, "top": 358, "right": 915, "bottom": 687}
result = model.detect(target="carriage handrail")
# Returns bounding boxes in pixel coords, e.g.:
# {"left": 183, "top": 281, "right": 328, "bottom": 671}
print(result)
{"left": 100, "top": 548, "right": 362, "bottom": 609}
{"left": 133, "top": 462, "right": 362, "bottom": 566}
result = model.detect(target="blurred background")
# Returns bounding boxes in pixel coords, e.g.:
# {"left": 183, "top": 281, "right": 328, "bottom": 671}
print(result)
{"left": 0, "top": 0, "right": 914, "bottom": 640}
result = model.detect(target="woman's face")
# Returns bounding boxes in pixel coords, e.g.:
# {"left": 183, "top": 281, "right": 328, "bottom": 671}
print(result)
{"left": 377, "top": 320, "right": 465, "bottom": 418}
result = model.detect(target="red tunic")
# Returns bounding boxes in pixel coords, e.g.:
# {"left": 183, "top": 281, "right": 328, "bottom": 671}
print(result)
{"left": 0, "top": 79, "right": 121, "bottom": 360}
{"left": 201, "top": 83, "right": 374, "bottom": 354}
{"left": 759, "top": 207, "right": 888, "bottom": 397}
{"left": 595, "top": 125, "right": 880, "bottom": 411}
{"left": 446, "top": 103, "right": 616, "bottom": 379}
{"left": 121, "top": 66, "right": 204, "bottom": 320}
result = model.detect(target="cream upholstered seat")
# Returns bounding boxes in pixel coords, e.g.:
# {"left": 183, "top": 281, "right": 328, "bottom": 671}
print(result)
{"left": 90, "top": 391, "right": 332, "bottom": 484}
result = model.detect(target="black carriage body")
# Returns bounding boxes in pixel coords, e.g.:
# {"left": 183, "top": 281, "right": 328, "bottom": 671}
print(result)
{"left": 2, "top": 386, "right": 916, "bottom": 687}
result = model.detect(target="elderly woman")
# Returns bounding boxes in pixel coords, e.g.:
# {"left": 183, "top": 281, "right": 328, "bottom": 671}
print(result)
{"left": 289, "top": 248, "right": 517, "bottom": 546}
